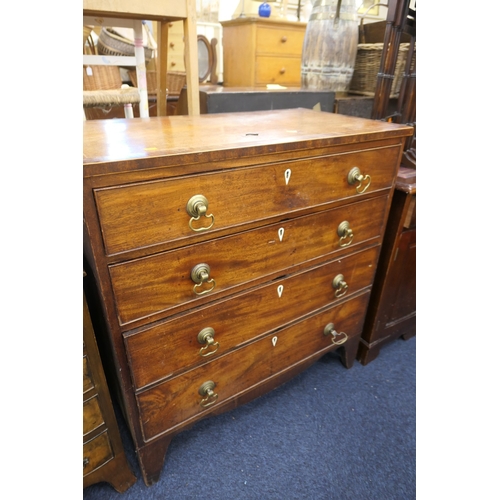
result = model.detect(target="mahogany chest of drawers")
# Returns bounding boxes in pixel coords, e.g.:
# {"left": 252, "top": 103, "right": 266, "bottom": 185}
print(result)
{"left": 221, "top": 18, "right": 306, "bottom": 87}
{"left": 83, "top": 108, "right": 413, "bottom": 485}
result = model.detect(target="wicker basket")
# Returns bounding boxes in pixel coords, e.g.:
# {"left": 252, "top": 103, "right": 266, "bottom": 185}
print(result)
{"left": 129, "top": 70, "right": 186, "bottom": 97}
{"left": 348, "top": 2, "right": 415, "bottom": 98}
{"left": 84, "top": 65, "right": 123, "bottom": 91}
{"left": 97, "top": 27, "right": 154, "bottom": 63}
{"left": 349, "top": 42, "right": 415, "bottom": 98}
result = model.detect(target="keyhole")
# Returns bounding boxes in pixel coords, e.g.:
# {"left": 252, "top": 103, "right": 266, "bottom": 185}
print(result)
{"left": 284, "top": 169, "right": 292, "bottom": 185}
{"left": 278, "top": 227, "right": 285, "bottom": 241}
{"left": 272, "top": 336, "right": 278, "bottom": 347}
{"left": 277, "top": 285, "right": 284, "bottom": 298}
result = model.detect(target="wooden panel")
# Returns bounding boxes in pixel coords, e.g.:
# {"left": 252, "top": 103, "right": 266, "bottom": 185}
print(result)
{"left": 383, "top": 229, "right": 416, "bottom": 326}
{"left": 109, "top": 195, "right": 389, "bottom": 325}
{"left": 136, "top": 291, "right": 370, "bottom": 441}
{"left": 83, "top": 431, "right": 114, "bottom": 477}
{"left": 125, "top": 246, "right": 379, "bottom": 389}
{"left": 95, "top": 145, "right": 400, "bottom": 256}
{"left": 221, "top": 23, "right": 255, "bottom": 87}
{"left": 83, "top": 395, "right": 105, "bottom": 436}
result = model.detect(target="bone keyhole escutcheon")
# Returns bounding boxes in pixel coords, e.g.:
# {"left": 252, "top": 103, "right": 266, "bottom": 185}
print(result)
{"left": 272, "top": 336, "right": 278, "bottom": 347}
{"left": 284, "top": 169, "right": 292, "bottom": 185}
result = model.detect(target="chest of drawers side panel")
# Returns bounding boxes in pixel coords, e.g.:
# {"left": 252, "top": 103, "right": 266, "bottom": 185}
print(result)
{"left": 221, "top": 22, "right": 256, "bottom": 87}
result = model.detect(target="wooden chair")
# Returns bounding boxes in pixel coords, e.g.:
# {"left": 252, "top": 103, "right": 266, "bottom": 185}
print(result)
{"left": 83, "top": 30, "right": 141, "bottom": 119}
{"left": 83, "top": 0, "right": 200, "bottom": 116}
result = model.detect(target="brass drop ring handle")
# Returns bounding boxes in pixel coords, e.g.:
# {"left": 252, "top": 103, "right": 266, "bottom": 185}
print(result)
{"left": 191, "top": 263, "right": 216, "bottom": 295}
{"left": 323, "top": 323, "right": 348, "bottom": 346}
{"left": 197, "top": 327, "right": 220, "bottom": 357}
{"left": 348, "top": 167, "right": 372, "bottom": 194}
{"left": 337, "top": 221, "right": 354, "bottom": 247}
{"left": 186, "top": 194, "right": 215, "bottom": 232}
{"left": 332, "top": 274, "right": 349, "bottom": 298}
{"left": 199, "top": 381, "right": 218, "bottom": 408}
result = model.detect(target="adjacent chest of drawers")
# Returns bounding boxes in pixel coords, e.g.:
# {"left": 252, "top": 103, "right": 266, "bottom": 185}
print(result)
{"left": 221, "top": 18, "right": 306, "bottom": 87}
{"left": 83, "top": 108, "right": 413, "bottom": 485}
{"left": 83, "top": 272, "right": 136, "bottom": 492}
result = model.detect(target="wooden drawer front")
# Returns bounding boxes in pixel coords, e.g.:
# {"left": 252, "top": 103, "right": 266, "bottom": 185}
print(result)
{"left": 83, "top": 355, "right": 94, "bottom": 393}
{"left": 110, "top": 195, "right": 388, "bottom": 325}
{"left": 255, "top": 56, "right": 302, "bottom": 85}
{"left": 136, "top": 291, "right": 369, "bottom": 441}
{"left": 95, "top": 146, "right": 399, "bottom": 256}
{"left": 256, "top": 26, "right": 305, "bottom": 56}
{"left": 125, "top": 246, "right": 379, "bottom": 389}
{"left": 83, "top": 431, "right": 113, "bottom": 477}
{"left": 83, "top": 395, "right": 105, "bottom": 436}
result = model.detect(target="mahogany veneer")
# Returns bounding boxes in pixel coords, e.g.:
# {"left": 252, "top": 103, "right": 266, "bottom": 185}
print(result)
{"left": 83, "top": 108, "right": 413, "bottom": 485}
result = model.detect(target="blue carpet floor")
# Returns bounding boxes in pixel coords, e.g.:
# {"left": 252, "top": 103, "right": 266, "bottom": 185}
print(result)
{"left": 84, "top": 335, "right": 416, "bottom": 499}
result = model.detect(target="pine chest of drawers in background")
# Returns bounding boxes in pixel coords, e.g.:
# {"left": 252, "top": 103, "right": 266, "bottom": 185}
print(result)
{"left": 83, "top": 108, "right": 413, "bottom": 485}
{"left": 221, "top": 18, "right": 306, "bottom": 87}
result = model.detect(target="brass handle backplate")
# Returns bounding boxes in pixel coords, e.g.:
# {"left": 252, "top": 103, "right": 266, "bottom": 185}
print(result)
{"left": 197, "top": 327, "right": 220, "bottom": 357}
{"left": 332, "top": 274, "right": 349, "bottom": 298}
{"left": 323, "top": 323, "right": 348, "bottom": 346}
{"left": 348, "top": 167, "right": 371, "bottom": 194}
{"left": 337, "top": 221, "right": 354, "bottom": 247}
{"left": 191, "top": 263, "right": 216, "bottom": 295}
{"left": 186, "top": 194, "right": 215, "bottom": 232}
{"left": 198, "top": 380, "right": 218, "bottom": 407}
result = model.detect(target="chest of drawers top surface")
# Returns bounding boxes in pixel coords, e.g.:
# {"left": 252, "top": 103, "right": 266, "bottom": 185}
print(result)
{"left": 83, "top": 108, "right": 413, "bottom": 171}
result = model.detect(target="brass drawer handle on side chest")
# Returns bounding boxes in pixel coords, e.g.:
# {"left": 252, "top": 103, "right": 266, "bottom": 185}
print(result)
{"left": 186, "top": 194, "right": 215, "bottom": 232}
{"left": 348, "top": 166, "right": 372, "bottom": 194}
{"left": 323, "top": 323, "right": 348, "bottom": 346}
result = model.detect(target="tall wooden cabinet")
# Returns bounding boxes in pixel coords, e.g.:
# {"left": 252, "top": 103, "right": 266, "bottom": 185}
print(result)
{"left": 357, "top": 167, "right": 416, "bottom": 365}
{"left": 83, "top": 109, "right": 413, "bottom": 485}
